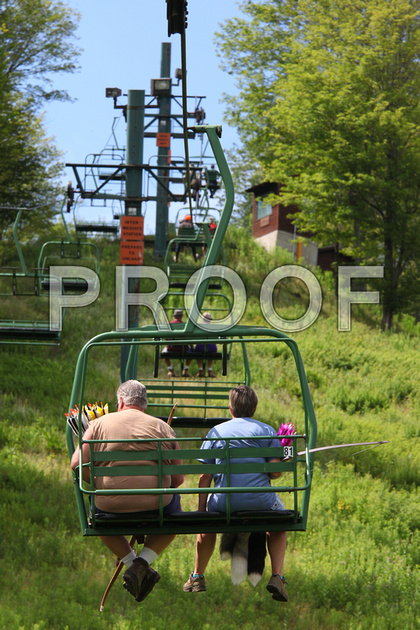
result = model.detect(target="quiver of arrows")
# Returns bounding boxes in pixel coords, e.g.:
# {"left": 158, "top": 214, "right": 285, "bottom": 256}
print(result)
{"left": 66, "top": 402, "right": 109, "bottom": 437}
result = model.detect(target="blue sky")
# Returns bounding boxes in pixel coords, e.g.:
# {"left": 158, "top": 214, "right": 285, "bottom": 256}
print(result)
{"left": 44, "top": 0, "right": 244, "bottom": 234}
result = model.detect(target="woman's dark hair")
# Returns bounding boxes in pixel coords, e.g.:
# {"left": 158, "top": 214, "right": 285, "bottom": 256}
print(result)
{"left": 229, "top": 385, "right": 258, "bottom": 418}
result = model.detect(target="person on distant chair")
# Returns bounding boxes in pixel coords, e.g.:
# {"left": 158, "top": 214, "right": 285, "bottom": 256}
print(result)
{"left": 70, "top": 380, "right": 184, "bottom": 603}
{"left": 174, "top": 215, "right": 199, "bottom": 262}
{"left": 202, "top": 217, "right": 218, "bottom": 257}
{"left": 190, "top": 168, "right": 202, "bottom": 201}
{"left": 205, "top": 164, "right": 220, "bottom": 198}
{"left": 162, "top": 309, "right": 190, "bottom": 377}
{"left": 183, "top": 385, "right": 288, "bottom": 602}
{"left": 181, "top": 312, "right": 217, "bottom": 378}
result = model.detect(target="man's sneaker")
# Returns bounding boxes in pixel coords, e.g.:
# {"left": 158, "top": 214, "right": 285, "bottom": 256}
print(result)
{"left": 181, "top": 369, "right": 190, "bottom": 377}
{"left": 207, "top": 372, "right": 215, "bottom": 378}
{"left": 266, "top": 574, "right": 288, "bottom": 602}
{"left": 168, "top": 369, "right": 176, "bottom": 378}
{"left": 135, "top": 565, "right": 161, "bottom": 602}
{"left": 183, "top": 573, "right": 207, "bottom": 592}
{"left": 123, "top": 558, "right": 149, "bottom": 600}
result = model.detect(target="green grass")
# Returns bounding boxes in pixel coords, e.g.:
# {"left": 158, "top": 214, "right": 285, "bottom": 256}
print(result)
{"left": 0, "top": 230, "right": 419, "bottom": 629}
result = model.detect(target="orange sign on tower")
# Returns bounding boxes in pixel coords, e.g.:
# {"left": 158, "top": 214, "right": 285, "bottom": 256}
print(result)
{"left": 119, "top": 215, "right": 144, "bottom": 265}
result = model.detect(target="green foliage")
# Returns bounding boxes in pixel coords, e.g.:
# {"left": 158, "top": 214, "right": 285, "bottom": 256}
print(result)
{"left": 290, "top": 465, "right": 420, "bottom": 628}
{"left": 224, "top": 225, "right": 296, "bottom": 321}
{"left": 216, "top": 0, "right": 420, "bottom": 329}
{"left": 1, "top": 0, "right": 81, "bottom": 102}
{"left": 225, "top": 144, "right": 260, "bottom": 227}
{"left": 0, "top": 0, "right": 81, "bottom": 243}
{"left": 0, "top": 90, "right": 60, "bottom": 241}
{"left": 0, "top": 237, "right": 419, "bottom": 628}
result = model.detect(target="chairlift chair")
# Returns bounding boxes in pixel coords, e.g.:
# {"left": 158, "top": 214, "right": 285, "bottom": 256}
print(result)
{"left": 165, "top": 207, "right": 226, "bottom": 290}
{"left": 0, "top": 208, "right": 62, "bottom": 344}
{"left": 73, "top": 198, "right": 120, "bottom": 235}
{"left": 37, "top": 196, "right": 101, "bottom": 293}
{"left": 156, "top": 291, "right": 235, "bottom": 376}
{"left": 67, "top": 324, "right": 316, "bottom": 537}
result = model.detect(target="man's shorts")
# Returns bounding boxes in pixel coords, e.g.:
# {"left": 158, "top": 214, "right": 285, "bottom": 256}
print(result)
{"left": 162, "top": 345, "right": 192, "bottom": 353}
{"left": 94, "top": 493, "right": 182, "bottom": 519}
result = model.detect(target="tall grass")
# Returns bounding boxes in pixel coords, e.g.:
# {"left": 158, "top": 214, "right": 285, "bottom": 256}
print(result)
{"left": 0, "top": 232, "right": 419, "bottom": 629}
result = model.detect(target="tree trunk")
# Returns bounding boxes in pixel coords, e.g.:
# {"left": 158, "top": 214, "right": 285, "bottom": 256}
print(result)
{"left": 381, "top": 306, "right": 394, "bottom": 331}
{"left": 381, "top": 227, "right": 398, "bottom": 331}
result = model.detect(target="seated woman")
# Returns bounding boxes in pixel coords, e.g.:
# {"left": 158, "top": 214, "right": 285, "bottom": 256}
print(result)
{"left": 181, "top": 313, "right": 217, "bottom": 378}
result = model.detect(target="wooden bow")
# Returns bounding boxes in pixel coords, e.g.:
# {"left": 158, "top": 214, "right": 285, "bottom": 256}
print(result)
{"left": 100, "top": 535, "right": 136, "bottom": 612}
{"left": 167, "top": 402, "right": 178, "bottom": 427}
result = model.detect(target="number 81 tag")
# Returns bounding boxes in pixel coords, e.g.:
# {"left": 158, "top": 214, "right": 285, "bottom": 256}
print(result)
{"left": 283, "top": 446, "right": 293, "bottom": 458}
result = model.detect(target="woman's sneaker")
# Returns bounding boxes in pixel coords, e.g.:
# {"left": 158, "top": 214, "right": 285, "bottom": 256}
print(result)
{"left": 183, "top": 573, "right": 206, "bottom": 592}
{"left": 266, "top": 574, "right": 288, "bottom": 601}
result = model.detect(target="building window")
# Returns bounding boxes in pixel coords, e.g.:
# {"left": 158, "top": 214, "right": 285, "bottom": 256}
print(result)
{"left": 256, "top": 194, "right": 272, "bottom": 220}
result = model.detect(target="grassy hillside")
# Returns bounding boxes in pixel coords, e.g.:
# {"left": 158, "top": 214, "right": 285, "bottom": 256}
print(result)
{"left": 0, "top": 229, "right": 419, "bottom": 630}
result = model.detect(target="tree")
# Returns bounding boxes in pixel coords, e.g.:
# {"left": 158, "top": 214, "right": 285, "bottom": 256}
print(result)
{"left": 216, "top": 0, "right": 420, "bottom": 329}
{"left": 226, "top": 143, "right": 260, "bottom": 228}
{"left": 1, "top": 0, "right": 80, "bottom": 102}
{"left": 0, "top": 0, "right": 80, "bottom": 251}
{"left": 0, "top": 88, "right": 62, "bottom": 250}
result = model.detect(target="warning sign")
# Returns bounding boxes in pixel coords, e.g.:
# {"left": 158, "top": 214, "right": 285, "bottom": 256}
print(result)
{"left": 120, "top": 215, "right": 144, "bottom": 240}
{"left": 120, "top": 215, "right": 144, "bottom": 265}
{"left": 120, "top": 240, "right": 144, "bottom": 265}
{"left": 156, "top": 132, "right": 171, "bottom": 148}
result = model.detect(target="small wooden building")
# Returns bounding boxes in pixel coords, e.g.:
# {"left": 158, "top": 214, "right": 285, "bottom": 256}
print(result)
{"left": 247, "top": 182, "right": 352, "bottom": 271}
{"left": 247, "top": 182, "right": 318, "bottom": 267}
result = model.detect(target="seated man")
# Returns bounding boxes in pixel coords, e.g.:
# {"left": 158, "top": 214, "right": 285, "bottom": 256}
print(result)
{"left": 161, "top": 308, "right": 191, "bottom": 377}
{"left": 190, "top": 168, "right": 202, "bottom": 201}
{"left": 205, "top": 164, "right": 220, "bottom": 198}
{"left": 70, "top": 379, "right": 184, "bottom": 603}
{"left": 174, "top": 214, "right": 199, "bottom": 262}
{"left": 183, "top": 385, "right": 288, "bottom": 602}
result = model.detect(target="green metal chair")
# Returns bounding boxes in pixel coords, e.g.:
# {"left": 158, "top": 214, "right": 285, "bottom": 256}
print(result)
{"left": 0, "top": 209, "right": 61, "bottom": 344}
{"left": 67, "top": 325, "right": 317, "bottom": 537}
{"left": 37, "top": 197, "right": 101, "bottom": 293}
{"left": 164, "top": 205, "right": 226, "bottom": 290}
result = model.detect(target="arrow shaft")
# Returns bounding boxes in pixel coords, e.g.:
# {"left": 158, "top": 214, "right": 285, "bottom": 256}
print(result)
{"left": 297, "top": 440, "right": 389, "bottom": 456}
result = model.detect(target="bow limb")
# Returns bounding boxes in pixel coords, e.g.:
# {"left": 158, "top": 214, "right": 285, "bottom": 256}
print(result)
{"left": 100, "top": 534, "right": 136, "bottom": 611}
{"left": 167, "top": 402, "right": 178, "bottom": 427}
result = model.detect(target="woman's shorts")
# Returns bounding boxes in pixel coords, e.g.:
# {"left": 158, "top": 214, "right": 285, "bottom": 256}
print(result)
{"left": 194, "top": 343, "right": 217, "bottom": 353}
{"left": 270, "top": 495, "right": 285, "bottom": 511}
